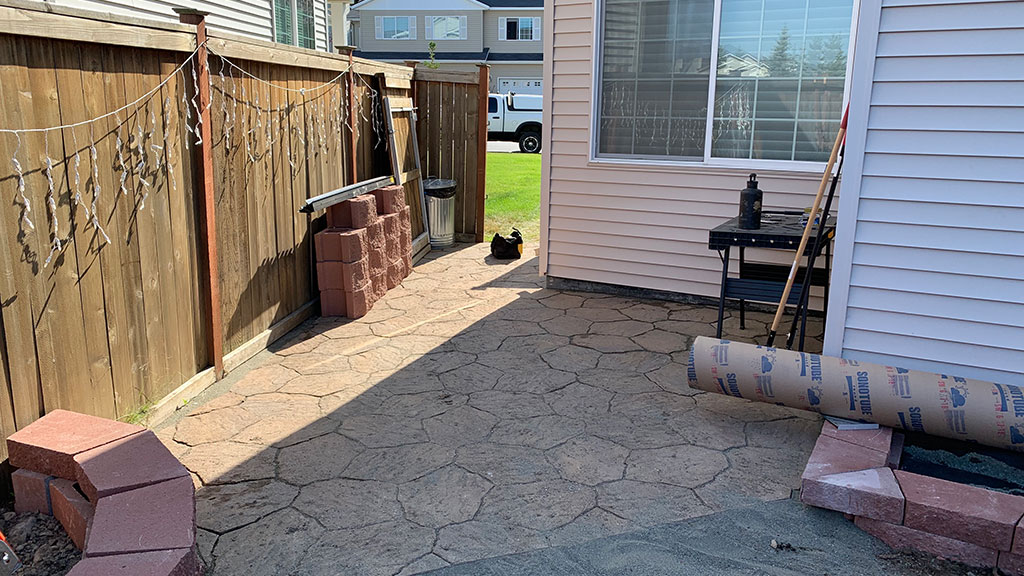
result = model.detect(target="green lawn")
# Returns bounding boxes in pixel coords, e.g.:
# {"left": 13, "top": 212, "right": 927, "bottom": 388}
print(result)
{"left": 485, "top": 152, "right": 541, "bottom": 242}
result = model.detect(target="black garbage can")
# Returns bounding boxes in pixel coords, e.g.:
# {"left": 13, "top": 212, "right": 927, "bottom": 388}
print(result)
{"left": 423, "top": 178, "right": 457, "bottom": 248}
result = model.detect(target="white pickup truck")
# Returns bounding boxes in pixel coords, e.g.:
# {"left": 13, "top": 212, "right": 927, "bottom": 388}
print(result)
{"left": 487, "top": 93, "right": 543, "bottom": 153}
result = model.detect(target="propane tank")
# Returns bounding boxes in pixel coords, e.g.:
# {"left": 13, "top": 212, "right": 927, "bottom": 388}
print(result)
{"left": 738, "top": 173, "right": 762, "bottom": 230}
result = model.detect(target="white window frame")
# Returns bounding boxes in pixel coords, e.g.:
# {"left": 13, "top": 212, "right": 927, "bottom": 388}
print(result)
{"left": 273, "top": 0, "right": 315, "bottom": 49}
{"left": 499, "top": 16, "right": 541, "bottom": 41}
{"left": 426, "top": 15, "right": 467, "bottom": 40}
{"left": 375, "top": 15, "right": 417, "bottom": 40}
{"left": 588, "top": 0, "right": 860, "bottom": 173}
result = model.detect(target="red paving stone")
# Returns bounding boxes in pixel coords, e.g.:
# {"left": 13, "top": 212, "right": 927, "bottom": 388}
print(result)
{"left": 86, "top": 476, "right": 195, "bottom": 557}
{"left": 13, "top": 468, "right": 52, "bottom": 515}
{"left": 345, "top": 286, "right": 373, "bottom": 319}
{"left": 801, "top": 467, "right": 904, "bottom": 525}
{"left": 372, "top": 185, "right": 406, "bottom": 215}
{"left": 1000, "top": 551, "right": 1024, "bottom": 576}
{"left": 800, "top": 434, "right": 888, "bottom": 481}
{"left": 327, "top": 195, "right": 377, "bottom": 229}
{"left": 1016, "top": 518, "right": 1024, "bottom": 555}
{"left": 318, "top": 259, "right": 370, "bottom": 292}
{"left": 74, "top": 430, "right": 190, "bottom": 502}
{"left": 885, "top": 431, "right": 904, "bottom": 469}
{"left": 67, "top": 548, "right": 200, "bottom": 576}
{"left": 896, "top": 470, "right": 1024, "bottom": 551}
{"left": 7, "top": 410, "right": 144, "bottom": 478}
{"left": 315, "top": 228, "right": 367, "bottom": 263}
{"left": 819, "top": 422, "right": 892, "bottom": 454}
{"left": 50, "top": 478, "right": 94, "bottom": 550}
{"left": 855, "top": 516, "right": 998, "bottom": 568}
{"left": 321, "top": 289, "right": 347, "bottom": 317}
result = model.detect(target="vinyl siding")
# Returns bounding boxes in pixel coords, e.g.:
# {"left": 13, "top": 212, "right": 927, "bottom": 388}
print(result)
{"left": 485, "top": 10, "right": 544, "bottom": 53}
{"left": 824, "top": 0, "right": 1024, "bottom": 385}
{"left": 55, "top": 0, "right": 331, "bottom": 50}
{"left": 542, "top": 0, "right": 830, "bottom": 307}
{"left": 358, "top": 10, "right": 483, "bottom": 53}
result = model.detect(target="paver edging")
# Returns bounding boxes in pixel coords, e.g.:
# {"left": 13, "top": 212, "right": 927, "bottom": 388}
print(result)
{"left": 6, "top": 410, "right": 200, "bottom": 576}
{"left": 800, "top": 421, "right": 1024, "bottom": 575}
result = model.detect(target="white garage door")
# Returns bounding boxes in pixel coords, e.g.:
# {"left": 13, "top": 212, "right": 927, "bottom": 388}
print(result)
{"left": 497, "top": 77, "right": 543, "bottom": 95}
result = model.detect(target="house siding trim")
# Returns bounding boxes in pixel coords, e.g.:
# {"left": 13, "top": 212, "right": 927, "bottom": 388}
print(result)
{"left": 539, "top": 0, "right": 555, "bottom": 274}
{"left": 823, "top": 0, "right": 884, "bottom": 357}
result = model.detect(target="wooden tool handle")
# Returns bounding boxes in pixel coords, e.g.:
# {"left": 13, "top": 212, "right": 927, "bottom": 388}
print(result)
{"left": 766, "top": 106, "right": 849, "bottom": 345}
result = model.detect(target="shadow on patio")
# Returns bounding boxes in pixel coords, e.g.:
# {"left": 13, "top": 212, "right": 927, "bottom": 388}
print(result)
{"left": 156, "top": 243, "right": 831, "bottom": 576}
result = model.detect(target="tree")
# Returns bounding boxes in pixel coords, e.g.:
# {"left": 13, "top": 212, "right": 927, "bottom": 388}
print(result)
{"left": 766, "top": 26, "right": 798, "bottom": 77}
{"left": 423, "top": 41, "right": 440, "bottom": 70}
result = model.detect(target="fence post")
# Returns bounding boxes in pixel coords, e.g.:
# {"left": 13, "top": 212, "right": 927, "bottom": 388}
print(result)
{"left": 175, "top": 9, "right": 224, "bottom": 380}
{"left": 475, "top": 64, "right": 489, "bottom": 243}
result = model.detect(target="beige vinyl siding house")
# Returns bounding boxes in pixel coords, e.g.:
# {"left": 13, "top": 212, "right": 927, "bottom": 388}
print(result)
{"left": 351, "top": 0, "right": 544, "bottom": 93}
{"left": 823, "top": 0, "right": 1024, "bottom": 385}
{"left": 485, "top": 10, "right": 544, "bottom": 52}
{"left": 541, "top": 0, "right": 854, "bottom": 305}
{"left": 358, "top": 10, "right": 485, "bottom": 53}
{"left": 53, "top": 0, "right": 331, "bottom": 50}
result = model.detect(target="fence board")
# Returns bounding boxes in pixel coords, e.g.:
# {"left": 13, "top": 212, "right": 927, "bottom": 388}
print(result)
{"left": 95, "top": 44, "right": 145, "bottom": 416}
{"left": 412, "top": 68, "right": 487, "bottom": 241}
{"left": 53, "top": 41, "right": 117, "bottom": 419}
{"left": 21, "top": 39, "right": 69, "bottom": 414}
{"left": 0, "top": 35, "right": 44, "bottom": 434}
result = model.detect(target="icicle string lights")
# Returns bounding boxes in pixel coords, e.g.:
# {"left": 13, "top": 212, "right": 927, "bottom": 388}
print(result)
{"left": 43, "top": 133, "right": 61, "bottom": 266}
{"left": 10, "top": 133, "right": 33, "bottom": 231}
{"left": 3, "top": 44, "right": 394, "bottom": 264}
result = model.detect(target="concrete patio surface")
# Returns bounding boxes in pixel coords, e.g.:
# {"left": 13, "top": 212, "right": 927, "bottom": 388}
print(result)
{"left": 157, "top": 243, "right": 840, "bottom": 576}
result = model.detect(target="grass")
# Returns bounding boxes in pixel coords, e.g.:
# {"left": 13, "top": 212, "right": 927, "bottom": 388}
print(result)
{"left": 484, "top": 152, "right": 541, "bottom": 242}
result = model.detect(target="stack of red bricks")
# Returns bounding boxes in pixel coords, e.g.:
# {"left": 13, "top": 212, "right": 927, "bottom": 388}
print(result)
{"left": 7, "top": 410, "right": 201, "bottom": 576}
{"left": 314, "top": 185, "right": 413, "bottom": 319}
{"left": 801, "top": 421, "right": 1024, "bottom": 575}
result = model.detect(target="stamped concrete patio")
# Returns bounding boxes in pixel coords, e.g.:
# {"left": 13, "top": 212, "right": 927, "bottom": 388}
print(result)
{"left": 156, "top": 243, "right": 830, "bottom": 576}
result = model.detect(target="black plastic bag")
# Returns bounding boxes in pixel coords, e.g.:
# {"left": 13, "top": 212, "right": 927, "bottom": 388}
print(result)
{"left": 490, "top": 228, "right": 523, "bottom": 260}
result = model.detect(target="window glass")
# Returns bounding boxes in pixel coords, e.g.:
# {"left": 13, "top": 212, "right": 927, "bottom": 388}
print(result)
{"left": 431, "top": 16, "right": 463, "bottom": 40}
{"left": 595, "top": 0, "right": 853, "bottom": 163}
{"left": 489, "top": 98, "right": 499, "bottom": 114}
{"left": 506, "top": 18, "right": 519, "bottom": 40}
{"left": 712, "top": 0, "right": 852, "bottom": 161}
{"left": 519, "top": 18, "right": 534, "bottom": 40}
{"left": 382, "top": 16, "right": 411, "bottom": 39}
{"left": 274, "top": 0, "right": 294, "bottom": 45}
{"left": 596, "top": 0, "right": 715, "bottom": 159}
{"left": 297, "top": 0, "right": 315, "bottom": 49}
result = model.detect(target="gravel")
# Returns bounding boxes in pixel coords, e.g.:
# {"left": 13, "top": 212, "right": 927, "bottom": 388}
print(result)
{"left": 0, "top": 509, "right": 79, "bottom": 576}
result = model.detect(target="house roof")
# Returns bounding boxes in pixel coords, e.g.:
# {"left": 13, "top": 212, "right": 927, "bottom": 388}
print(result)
{"left": 352, "top": 50, "right": 490, "bottom": 61}
{"left": 487, "top": 52, "right": 543, "bottom": 61}
{"left": 480, "top": 0, "right": 544, "bottom": 7}
{"left": 351, "top": 0, "right": 543, "bottom": 8}
{"left": 352, "top": 48, "right": 543, "bottom": 63}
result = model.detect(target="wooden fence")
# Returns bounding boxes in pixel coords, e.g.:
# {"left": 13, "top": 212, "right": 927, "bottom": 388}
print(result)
{"left": 413, "top": 67, "right": 488, "bottom": 243}
{"left": 0, "top": 0, "right": 487, "bottom": 458}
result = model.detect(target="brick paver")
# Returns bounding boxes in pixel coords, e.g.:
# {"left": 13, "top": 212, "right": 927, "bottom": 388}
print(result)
{"left": 159, "top": 243, "right": 824, "bottom": 576}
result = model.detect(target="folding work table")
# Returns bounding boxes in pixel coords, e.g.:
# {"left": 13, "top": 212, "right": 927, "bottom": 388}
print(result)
{"left": 708, "top": 212, "right": 836, "bottom": 351}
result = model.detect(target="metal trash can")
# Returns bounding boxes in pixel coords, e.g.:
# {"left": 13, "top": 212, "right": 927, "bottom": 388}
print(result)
{"left": 423, "top": 178, "right": 457, "bottom": 248}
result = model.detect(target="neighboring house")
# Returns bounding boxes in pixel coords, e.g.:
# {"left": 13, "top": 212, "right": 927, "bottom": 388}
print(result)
{"left": 50, "top": 0, "right": 331, "bottom": 51}
{"left": 349, "top": 0, "right": 544, "bottom": 94}
{"left": 540, "top": 0, "right": 1024, "bottom": 385}
{"left": 327, "top": 0, "right": 356, "bottom": 51}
